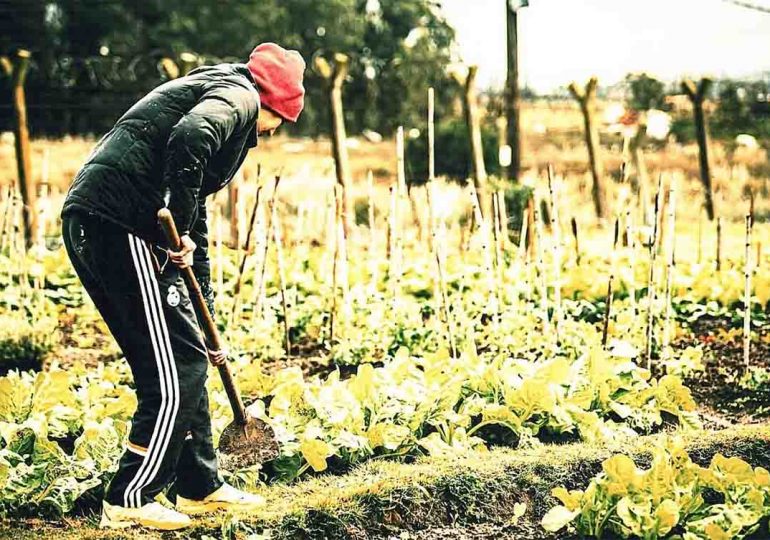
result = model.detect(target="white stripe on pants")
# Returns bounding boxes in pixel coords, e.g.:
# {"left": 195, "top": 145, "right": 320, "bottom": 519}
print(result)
{"left": 123, "top": 234, "right": 180, "bottom": 508}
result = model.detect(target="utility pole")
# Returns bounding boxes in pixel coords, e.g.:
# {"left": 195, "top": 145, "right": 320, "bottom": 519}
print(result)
{"left": 505, "top": 0, "right": 528, "bottom": 183}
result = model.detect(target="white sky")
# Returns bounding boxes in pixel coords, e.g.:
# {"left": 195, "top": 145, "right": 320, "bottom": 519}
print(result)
{"left": 439, "top": 0, "right": 770, "bottom": 92}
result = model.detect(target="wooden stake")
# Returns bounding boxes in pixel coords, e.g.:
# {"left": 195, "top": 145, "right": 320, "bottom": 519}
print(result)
{"left": 626, "top": 208, "right": 637, "bottom": 314}
{"left": 645, "top": 175, "right": 664, "bottom": 370}
{"left": 602, "top": 219, "right": 620, "bottom": 348}
{"left": 662, "top": 183, "right": 677, "bottom": 353}
{"left": 253, "top": 176, "right": 281, "bottom": 315}
{"left": 716, "top": 217, "right": 723, "bottom": 272}
{"left": 367, "top": 170, "right": 378, "bottom": 293}
{"left": 492, "top": 192, "right": 505, "bottom": 324}
{"left": 433, "top": 217, "right": 456, "bottom": 358}
{"left": 697, "top": 206, "right": 704, "bottom": 265}
{"left": 744, "top": 214, "right": 752, "bottom": 367}
{"left": 470, "top": 182, "right": 499, "bottom": 328}
{"left": 547, "top": 164, "right": 562, "bottom": 337}
{"left": 571, "top": 216, "right": 580, "bottom": 265}
{"left": 271, "top": 195, "right": 291, "bottom": 357}
{"left": 6, "top": 50, "right": 36, "bottom": 249}
{"left": 534, "top": 203, "right": 549, "bottom": 332}
{"left": 230, "top": 178, "right": 263, "bottom": 327}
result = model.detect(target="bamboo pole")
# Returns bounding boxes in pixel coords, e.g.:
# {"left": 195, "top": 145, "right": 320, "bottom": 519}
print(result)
{"left": 253, "top": 176, "right": 282, "bottom": 316}
{"left": 432, "top": 201, "right": 456, "bottom": 358}
{"left": 519, "top": 207, "right": 531, "bottom": 303}
{"left": 271, "top": 196, "right": 291, "bottom": 357}
{"left": 602, "top": 219, "right": 620, "bottom": 348}
{"left": 645, "top": 175, "right": 664, "bottom": 370}
{"left": 470, "top": 182, "right": 499, "bottom": 328}
{"left": 497, "top": 189, "right": 510, "bottom": 251}
{"left": 330, "top": 187, "right": 340, "bottom": 343}
{"left": 662, "top": 183, "right": 677, "bottom": 353}
{"left": 367, "top": 170, "right": 378, "bottom": 293}
{"left": 492, "top": 192, "right": 505, "bottom": 325}
{"left": 534, "top": 203, "right": 549, "bottom": 332}
{"left": 547, "top": 165, "right": 562, "bottom": 337}
{"left": 744, "top": 214, "right": 752, "bottom": 367}
{"left": 215, "top": 203, "right": 224, "bottom": 296}
{"left": 626, "top": 208, "right": 637, "bottom": 315}
{"left": 229, "top": 181, "right": 263, "bottom": 327}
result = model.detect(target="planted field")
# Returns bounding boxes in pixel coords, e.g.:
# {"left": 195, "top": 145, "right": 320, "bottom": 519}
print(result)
{"left": 1, "top": 137, "right": 769, "bottom": 538}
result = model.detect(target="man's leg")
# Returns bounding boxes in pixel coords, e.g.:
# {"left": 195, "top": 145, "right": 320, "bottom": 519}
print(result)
{"left": 172, "top": 390, "right": 222, "bottom": 500}
{"left": 104, "top": 234, "right": 213, "bottom": 507}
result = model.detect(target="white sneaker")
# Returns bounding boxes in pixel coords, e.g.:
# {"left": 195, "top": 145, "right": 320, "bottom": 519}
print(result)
{"left": 100, "top": 500, "right": 192, "bottom": 530}
{"left": 176, "top": 483, "right": 265, "bottom": 515}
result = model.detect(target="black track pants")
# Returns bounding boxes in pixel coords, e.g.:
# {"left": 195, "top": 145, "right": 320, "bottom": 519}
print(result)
{"left": 62, "top": 211, "right": 222, "bottom": 507}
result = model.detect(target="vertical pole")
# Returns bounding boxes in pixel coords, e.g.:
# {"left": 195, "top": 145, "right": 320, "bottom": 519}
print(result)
{"left": 744, "top": 214, "right": 752, "bottom": 368}
{"left": 682, "top": 78, "right": 715, "bottom": 220}
{"left": 662, "top": 183, "right": 677, "bottom": 354}
{"left": 505, "top": 0, "right": 524, "bottom": 183}
{"left": 568, "top": 78, "right": 607, "bottom": 221}
{"left": 645, "top": 175, "right": 664, "bottom": 370}
{"left": 463, "top": 66, "right": 490, "bottom": 218}
{"left": 7, "top": 50, "right": 35, "bottom": 249}
{"left": 315, "top": 54, "right": 354, "bottom": 238}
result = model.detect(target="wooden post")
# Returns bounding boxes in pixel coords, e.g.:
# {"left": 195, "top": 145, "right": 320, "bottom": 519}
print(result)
{"left": 3, "top": 50, "right": 36, "bottom": 249}
{"left": 547, "top": 165, "right": 562, "bottom": 337}
{"left": 459, "top": 65, "right": 490, "bottom": 218}
{"left": 271, "top": 196, "right": 291, "bottom": 357}
{"left": 682, "top": 78, "right": 716, "bottom": 220}
{"left": 427, "top": 88, "right": 436, "bottom": 251}
{"left": 178, "top": 52, "right": 198, "bottom": 76}
{"left": 602, "top": 219, "right": 620, "bottom": 348}
{"left": 571, "top": 217, "right": 580, "bottom": 265}
{"left": 630, "top": 128, "right": 650, "bottom": 217}
{"left": 568, "top": 77, "right": 607, "bottom": 221}
{"left": 230, "top": 182, "right": 262, "bottom": 327}
{"left": 716, "top": 217, "right": 723, "bottom": 271}
{"left": 744, "top": 214, "right": 752, "bottom": 368}
{"left": 315, "top": 54, "right": 354, "bottom": 239}
{"left": 228, "top": 180, "right": 240, "bottom": 248}
{"left": 645, "top": 175, "right": 664, "bottom": 370}
{"left": 505, "top": 0, "right": 528, "bottom": 183}
{"left": 662, "top": 184, "right": 677, "bottom": 354}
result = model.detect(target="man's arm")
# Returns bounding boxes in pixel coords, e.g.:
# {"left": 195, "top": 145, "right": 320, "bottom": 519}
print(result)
{"left": 163, "top": 81, "right": 257, "bottom": 236}
{"left": 189, "top": 198, "right": 215, "bottom": 316}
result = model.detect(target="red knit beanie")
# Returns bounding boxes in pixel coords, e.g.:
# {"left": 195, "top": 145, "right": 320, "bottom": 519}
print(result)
{"left": 247, "top": 43, "right": 306, "bottom": 123}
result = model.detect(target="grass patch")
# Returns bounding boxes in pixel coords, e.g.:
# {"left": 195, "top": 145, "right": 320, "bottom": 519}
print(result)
{"left": 3, "top": 425, "right": 770, "bottom": 540}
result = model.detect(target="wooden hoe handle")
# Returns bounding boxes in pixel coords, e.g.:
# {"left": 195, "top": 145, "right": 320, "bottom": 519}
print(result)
{"left": 157, "top": 208, "right": 247, "bottom": 425}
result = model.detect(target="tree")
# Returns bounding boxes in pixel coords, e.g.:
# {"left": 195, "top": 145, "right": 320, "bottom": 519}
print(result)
{"left": 626, "top": 73, "right": 666, "bottom": 111}
{"left": 2, "top": 0, "right": 459, "bottom": 138}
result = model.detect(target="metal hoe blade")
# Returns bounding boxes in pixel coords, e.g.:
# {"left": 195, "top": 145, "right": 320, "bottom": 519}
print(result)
{"left": 217, "top": 415, "right": 280, "bottom": 470}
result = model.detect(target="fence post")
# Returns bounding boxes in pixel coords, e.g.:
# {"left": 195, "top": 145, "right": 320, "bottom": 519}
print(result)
{"left": 457, "top": 65, "right": 490, "bottom": 219}
{"left": 2, "top": 50, "right": 36, "bottom": 250}
{"left": 568, "top": 77, "right": 607, "bottom": 221}
{"left": 682, "top": 78, "right": 715, "bottom": 221}
{"left": 315, "top": 53, "right": 354, "bottom": 240}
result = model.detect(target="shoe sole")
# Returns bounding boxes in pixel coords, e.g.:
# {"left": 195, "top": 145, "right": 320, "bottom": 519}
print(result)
{"left": 177, "top": 500, "right": 264, "bottom": 515}
{"left": 100, "top": 513, "right": 190, "bottom": 531}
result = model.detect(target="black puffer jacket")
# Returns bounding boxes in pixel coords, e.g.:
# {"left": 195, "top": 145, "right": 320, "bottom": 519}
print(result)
{"left": 62, "top": 63, "right": 260, "bottom": 311}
